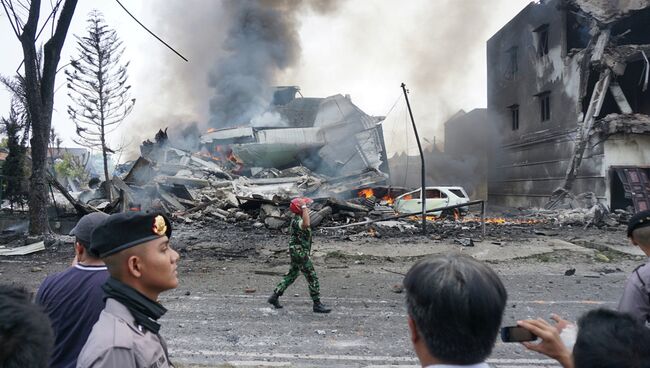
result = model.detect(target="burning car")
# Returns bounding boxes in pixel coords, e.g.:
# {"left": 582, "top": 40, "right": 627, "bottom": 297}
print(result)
{"left": 393, "top": 186, "right": 470, "bottom": 216}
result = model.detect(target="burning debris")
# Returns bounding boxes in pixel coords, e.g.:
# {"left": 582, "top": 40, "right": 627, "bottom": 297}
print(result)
{"left": 40, "top": 87, "right": 400, "bottom": 234}
{"left": 39, "top": 117, "right": 635, "bottom": 245}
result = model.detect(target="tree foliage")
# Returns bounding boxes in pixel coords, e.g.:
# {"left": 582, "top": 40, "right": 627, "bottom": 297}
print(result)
{"left": 1, "top": 107, "right": 29, "bottom": 210}
{"left": 0, "top": 74, "right": 31, "bottom": 148}
{"left": 1, "top": 0, "right": 79, "bottom": 234}
{"left": 0, "top": 75, "right": 32, "bottom": 210}
{"left": 66, "top": 10, "right": 134, "bottom": 185}
{"left": 53, "top": 151, "right": 88, "bottom": 182}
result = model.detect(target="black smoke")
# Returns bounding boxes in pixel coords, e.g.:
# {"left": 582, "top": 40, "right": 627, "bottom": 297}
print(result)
{"left": 208, "top": 0, "right": 340, "bottom": 128}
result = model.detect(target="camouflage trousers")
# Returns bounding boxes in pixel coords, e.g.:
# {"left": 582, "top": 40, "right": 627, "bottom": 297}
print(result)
{"left": 274, "top": 253, "right": 321, "bottom": 302}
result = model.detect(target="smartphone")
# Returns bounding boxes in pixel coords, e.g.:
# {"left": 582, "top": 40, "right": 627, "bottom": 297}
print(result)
{"left": 500, "top": 326, "right": 537, "bottom": 342}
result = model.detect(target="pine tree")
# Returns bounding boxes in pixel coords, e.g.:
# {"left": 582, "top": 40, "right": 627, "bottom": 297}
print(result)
{"left": 1, "top": 107, "right": 29, "bottom": 210}
{"left": 66, "top": 10, "right": 135, "bottom": 190}
{"left": 0, "top": 75, "right": 31, "bottom": 210}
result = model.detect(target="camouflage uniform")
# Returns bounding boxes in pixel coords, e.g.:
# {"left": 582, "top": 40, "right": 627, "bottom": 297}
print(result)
{"left": 273, "top": 216, "right": 321, "bottom": 301}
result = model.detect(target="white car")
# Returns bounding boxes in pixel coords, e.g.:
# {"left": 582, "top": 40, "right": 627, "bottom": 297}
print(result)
{"left": 393, "top": 186, "right": 470, "bottom": 215}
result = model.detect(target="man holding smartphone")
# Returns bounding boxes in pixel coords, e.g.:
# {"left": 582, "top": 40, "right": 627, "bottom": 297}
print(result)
{"left": 516, "top": 210, "right": 650, "bottom": 366}
{"left": 403, "top": 254, "right": 507, "bottom": 367}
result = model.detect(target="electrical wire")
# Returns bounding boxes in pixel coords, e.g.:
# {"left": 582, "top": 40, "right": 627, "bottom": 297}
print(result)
{"left": 114, "top": 0, "right": 188, "bottom": 62}
{"left": 383, "top": 93, "right": 403, "bottom": 120}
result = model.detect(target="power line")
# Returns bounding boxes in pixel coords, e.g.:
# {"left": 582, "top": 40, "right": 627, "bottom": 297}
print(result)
{"left": 114, "top": 0, "right": 188, "bottom": 62}
{"left": 383, "top": 93, "right": 403, "bottom": 119}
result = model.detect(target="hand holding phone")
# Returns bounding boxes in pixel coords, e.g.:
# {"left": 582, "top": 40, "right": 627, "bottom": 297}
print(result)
{"left": 501, "top": 326, "right": 538, "bottom": 342}
{"left": 516, "top": 318, "right": 573, "bottom": 368}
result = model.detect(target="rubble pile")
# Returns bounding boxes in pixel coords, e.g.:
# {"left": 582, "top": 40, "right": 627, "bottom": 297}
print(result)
{"left": 44, "top": 128, "right": 635, "bottom": 241}
{"left": 46, "top": 129, "right": 393, "bottom": 232}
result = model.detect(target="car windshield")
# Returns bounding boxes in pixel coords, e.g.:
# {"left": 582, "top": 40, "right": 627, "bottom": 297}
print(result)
{"left": 449, "top": 189, "right": 466, "bottom": 198}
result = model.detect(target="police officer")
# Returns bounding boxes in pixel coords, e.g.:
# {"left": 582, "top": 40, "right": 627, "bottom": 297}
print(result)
{"left": 268, "top": 197, "right": 331, "bottom": 313}
{"left": 77, "top": 212, "right": 179, "bottom": 368}
{"left": 619, "top": 209, "right": 650, "bottom": 325}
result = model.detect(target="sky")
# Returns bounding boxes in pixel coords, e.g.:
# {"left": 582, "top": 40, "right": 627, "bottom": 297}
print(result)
{"left": 0, "top": 0, "right": 533, "bottom": 161}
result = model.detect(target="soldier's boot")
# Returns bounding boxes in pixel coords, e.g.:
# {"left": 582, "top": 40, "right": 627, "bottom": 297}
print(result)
{"left": 313, "top": 300, "right": 331, "bottom": 314}
{"left": 267, "top": 292, "right": 283, "bottom": 309}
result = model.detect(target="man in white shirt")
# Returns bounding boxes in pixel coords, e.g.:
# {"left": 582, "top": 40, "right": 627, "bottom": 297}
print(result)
{"left": 403, "top": 254, "right": 507, "bottom": 368}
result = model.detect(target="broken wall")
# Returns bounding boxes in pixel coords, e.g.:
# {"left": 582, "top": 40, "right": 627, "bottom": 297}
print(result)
{"left": 603, "top": 134, "right": 650, "bottom": 207}
{"left": 487, "top": 0, "right": 606, "bottom": 207}
{"left": 572, "top": 0, "right": 650, "bottom": 23}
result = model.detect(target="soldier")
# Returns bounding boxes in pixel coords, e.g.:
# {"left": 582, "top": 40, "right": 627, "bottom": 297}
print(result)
{"left": 268, "top": 197, "right": 331, "bottom": 313}
{"left": 77, "top": 212, "right": 179, "bottom": 368}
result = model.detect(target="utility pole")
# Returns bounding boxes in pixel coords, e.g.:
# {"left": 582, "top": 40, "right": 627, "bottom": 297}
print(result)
{"left": 401, "top": 83, "right": 426, "bottom": 234}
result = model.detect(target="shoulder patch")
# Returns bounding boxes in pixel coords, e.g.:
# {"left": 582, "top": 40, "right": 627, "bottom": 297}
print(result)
{"left": 112, "top": 316, "right": 137, "bottom": 349}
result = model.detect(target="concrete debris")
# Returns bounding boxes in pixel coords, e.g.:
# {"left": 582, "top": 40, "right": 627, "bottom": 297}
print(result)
{"left": 455, "top": 238, "right": 475, "bottom": 247}
{"left": 0, "top": 241, "right": 45, "bottom": 256}
{"left": 41, "top": 125, "right": 395, "bottom": 233}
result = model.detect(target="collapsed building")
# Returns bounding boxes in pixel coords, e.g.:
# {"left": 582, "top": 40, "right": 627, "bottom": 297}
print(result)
{"left": 42, "top": 87, "right": 395, "bottom": 231}
{"left": 200, "top": 87, "right": 390, "bottom": 179}
{"left": 487, "top": 0, "right": 650, "bottom": 212}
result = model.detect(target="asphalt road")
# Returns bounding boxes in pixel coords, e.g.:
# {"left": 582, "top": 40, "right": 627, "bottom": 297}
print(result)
{"left": 159, "top": 258, "right": 628, "bottom": 368}
{"left": 0, "top": 229, "right": 640, "bottom": 368}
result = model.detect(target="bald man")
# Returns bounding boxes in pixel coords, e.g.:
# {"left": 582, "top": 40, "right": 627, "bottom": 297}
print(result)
{"left": 77, "top": 212, "right": 179, "bottom": 368}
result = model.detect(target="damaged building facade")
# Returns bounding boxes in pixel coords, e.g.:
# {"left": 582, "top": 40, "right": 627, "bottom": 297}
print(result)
{"left": 200, "top": 87, "right": 390, "bottom": 184}
{"left": 487, "top": 0, "right": 650, "bottom": 211}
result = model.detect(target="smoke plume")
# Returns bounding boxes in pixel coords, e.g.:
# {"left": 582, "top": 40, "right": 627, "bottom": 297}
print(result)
{"left": 208, "top": 0, "right": 341, "bottom": 128}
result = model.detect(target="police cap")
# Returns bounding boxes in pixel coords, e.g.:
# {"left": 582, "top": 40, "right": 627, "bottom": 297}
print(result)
{"left": 90, "top": 212, "right": 172, "bottom": 258}
{"left": 627, "top": 210, "right": 650, "bottom": 238}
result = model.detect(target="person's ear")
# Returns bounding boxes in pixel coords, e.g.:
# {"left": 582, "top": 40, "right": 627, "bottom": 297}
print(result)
{"left": 127, "top": 255, "right": 143, "bottom": 278}
{"left": 74, "top": 242, "right": 85, "bottom": 256}
{"left": 408, "top": 316, "right": 420, "bottom": 345}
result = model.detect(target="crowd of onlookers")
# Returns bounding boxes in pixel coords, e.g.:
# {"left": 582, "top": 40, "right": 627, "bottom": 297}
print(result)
{"left": 2, "top": 208, "right": 650, "bottom": 368}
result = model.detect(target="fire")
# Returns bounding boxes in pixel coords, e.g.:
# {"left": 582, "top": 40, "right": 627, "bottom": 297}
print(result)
{"left": 405, "top": 215, "right": 544, "bottom": 225}
{"left": 381, "top": 195, "right": 394, "bottom": 205}
{"left": 403, "top": 194, "right": 413, "bottom": 200}
{"left": 479, "top": 217, "right": 542, "bottom": 225}
{"left": 196, "top": 151, "right": 220, "bottom": 162}
{"left": 358, "top": 188, "right": 374, "bottom": 199}
{"left": 206, "top": 128, "right": 217, "bottom": 133}
{"left": 409, "top": 215, "right": 439, "bottom": 222}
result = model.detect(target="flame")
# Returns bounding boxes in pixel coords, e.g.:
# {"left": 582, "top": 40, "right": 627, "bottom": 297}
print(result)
{"left": 206, "top": 128, "right": 217, "bottom": 133}
{"left": 358, "top": 188, "right": 374, "bottom": 198}
{"left": 481, "top": 217, "right": 542, "bottom": 224}
{"left": 406, "top": 215, "right": 544, "bottom": 225}
{"left": 409, "top": 215, "right": 439, "bottom": 222}
{"left": 381, "top": 195, "right": 394, "bottom": 205}
{"left": 195, "top": 151, "right": 221, "bottom": 162}
{"left": 403, "top": 194, "right": 413, "bottom": 200}
{"left": 368, "top": 228, "right": 377, "bottom": 236}
{"left": 227, "top": 150, "right": 243, "bottom": 165}
{"left": 453, "top": 209, "right": 460, "bottom": 221}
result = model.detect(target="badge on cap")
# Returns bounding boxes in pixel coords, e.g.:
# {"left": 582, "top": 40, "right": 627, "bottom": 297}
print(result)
{"left": 152, "top": 215, "right": 167, "bottom": 236}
